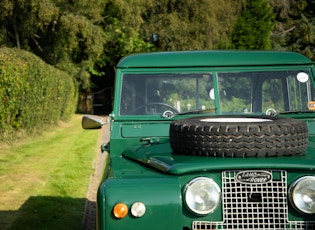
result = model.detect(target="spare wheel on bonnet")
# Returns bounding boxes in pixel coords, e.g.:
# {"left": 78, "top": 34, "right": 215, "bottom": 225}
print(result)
{"left": 170, "top": 116, "right": 308, "bottom": 157}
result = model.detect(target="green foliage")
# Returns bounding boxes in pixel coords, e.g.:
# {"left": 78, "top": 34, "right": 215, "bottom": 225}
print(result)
{"left": 0, "top": 0, "right": 315, "bottom": 94}
{"left": 51, "top": 12, "right": 105, "bottom": 89}
{"left": 0, "top": 48, "right": 77, "bottom": 142}
{"left": 221, "top": 96, "right": 248, "bottom": 113}
{"left": 140, "top": 0, "right": 245, "bottom": 51}
{"left": 230, "top": 0, "right": 275, "bottom": 50}
{"left": 0, "top": 0, "right": 106, "bottom": 90}
{"left": 97, "top": 0, "right": 153, "bottom": 67}
{"left": 270, "top": 0, "right": 315, "bottom": 60}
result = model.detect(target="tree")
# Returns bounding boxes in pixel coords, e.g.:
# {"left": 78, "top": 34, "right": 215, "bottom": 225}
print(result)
{"left": 230, "top": 0, "right": 275, "bottom": 50}
{"left": 1, "top": 0, "right": 314, "bottom": 99}
{"left": 91, "top": 0, "right": 245, "bottom": 93}
{"left": 140, "top": 0, "right": 245, "bottom": 51}
{"left": 91, "top": 0, "right": 154, "bottom": 92}
{"left": 0, "top": 0, "right": 106, "bottom": 89}
{"left": 270, "top": 0, "right": 315, "bottom": 60}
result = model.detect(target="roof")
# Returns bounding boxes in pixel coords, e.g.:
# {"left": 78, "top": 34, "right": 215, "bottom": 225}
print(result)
{"left": 117, "top": 50, "right": 313, "bottom": 68}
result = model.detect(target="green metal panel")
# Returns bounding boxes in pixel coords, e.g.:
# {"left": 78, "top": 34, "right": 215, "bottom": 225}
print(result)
{"left": 117, "top": 50, "right": 313, "bottom": 68}
{"left": 121, "top": 123, "right": 169, "bottom": 137}
{"left": 123, "top": 142, "right": 315, "bottom": 175}
{"left": 98, "top": 178, "right": 183, "bottom": 230}
{"left": 307, "top": 120, "right": 315, "bottom": 135}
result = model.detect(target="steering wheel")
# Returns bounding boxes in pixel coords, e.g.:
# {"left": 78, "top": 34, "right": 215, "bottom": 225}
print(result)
{"left": 133, "top": 103, "right": 178, "bottom": 115}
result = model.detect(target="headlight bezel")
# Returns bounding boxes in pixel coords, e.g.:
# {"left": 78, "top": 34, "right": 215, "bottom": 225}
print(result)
{"left": 289, "top": 176, "right": 315, "bottom": 214}
{"left": 183, "top": 177, "right": 221, "bottom": 215}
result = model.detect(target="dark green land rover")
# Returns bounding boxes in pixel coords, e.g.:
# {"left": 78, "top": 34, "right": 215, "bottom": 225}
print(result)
{"left": 83, "top": 51, "right": 315, "bottom": 230}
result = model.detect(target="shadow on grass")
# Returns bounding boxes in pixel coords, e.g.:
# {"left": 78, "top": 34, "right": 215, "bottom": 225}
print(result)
{"left": 0, "top": 196, "right": 96, "bottom": 230}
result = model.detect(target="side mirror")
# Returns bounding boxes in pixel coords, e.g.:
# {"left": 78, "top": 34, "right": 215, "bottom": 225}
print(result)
{"left": 82, "top": 115, "right": 104, "bottom": 129}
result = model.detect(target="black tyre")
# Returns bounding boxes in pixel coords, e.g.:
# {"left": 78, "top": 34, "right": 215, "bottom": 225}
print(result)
{"left": 170, "top": 116, "right": 308, "bottom": 157}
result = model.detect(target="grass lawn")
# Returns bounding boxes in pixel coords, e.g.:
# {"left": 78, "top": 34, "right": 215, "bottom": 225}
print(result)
{"left": 0, "top": 114, "right": 100, "bottom": 230}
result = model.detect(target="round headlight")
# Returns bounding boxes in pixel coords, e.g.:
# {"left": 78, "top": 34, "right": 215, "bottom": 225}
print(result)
{"left": 289, "top": 176, "right": 315, "bottom": 214}
{"left": 184, "top": 177, "right": 220, "bottom": 215}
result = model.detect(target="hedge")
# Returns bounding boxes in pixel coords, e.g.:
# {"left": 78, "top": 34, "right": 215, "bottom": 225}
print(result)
{"left": 0, "top": 47, "right": 78, "bottom": 142}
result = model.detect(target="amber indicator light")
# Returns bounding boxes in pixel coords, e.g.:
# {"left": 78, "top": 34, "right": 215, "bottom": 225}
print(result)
{"left": 113, "top": 203, "right": 128, "bottom": 219}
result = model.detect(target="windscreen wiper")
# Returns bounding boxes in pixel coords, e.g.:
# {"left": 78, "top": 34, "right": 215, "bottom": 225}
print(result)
{"left": 175, "top": 107, "right": 217, "bottom": 116}
{"left": 278, "top": 110, "right": 314, "bottom": 114}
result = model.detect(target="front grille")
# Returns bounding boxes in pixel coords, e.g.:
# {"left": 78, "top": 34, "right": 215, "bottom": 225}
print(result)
{"left": 192, "top": 170, "right": 315, "bottom": 230}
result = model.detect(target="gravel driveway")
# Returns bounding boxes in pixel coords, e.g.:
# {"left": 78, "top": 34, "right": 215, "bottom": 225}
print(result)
{"left": 82, "top": 121, "right": 110, "bottom": 230}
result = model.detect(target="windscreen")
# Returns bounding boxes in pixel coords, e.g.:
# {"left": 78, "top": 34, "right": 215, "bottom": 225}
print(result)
{"left": 120, "top": 70, "right": 315, "bottom": 115}
{"left": 217, "top": 70, "right": 315, "bottom": 114}
{"left": 120, "top": 73, "right": 214, "bottom": 115}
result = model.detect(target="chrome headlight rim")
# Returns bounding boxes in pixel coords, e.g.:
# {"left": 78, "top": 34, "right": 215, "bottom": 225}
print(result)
{"left": 289, "top": 176, "right": 315, "bottom": 214}
{"left": 184, "top": 177, "right": 221, "bottom": 215}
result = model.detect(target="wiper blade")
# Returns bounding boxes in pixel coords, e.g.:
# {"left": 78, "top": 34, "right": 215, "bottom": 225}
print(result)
{"left": 175, "top": 108, "right": 216, "bottom": 115}
{"left": 278, "top": 110, "right": 314, "bottom": 114}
